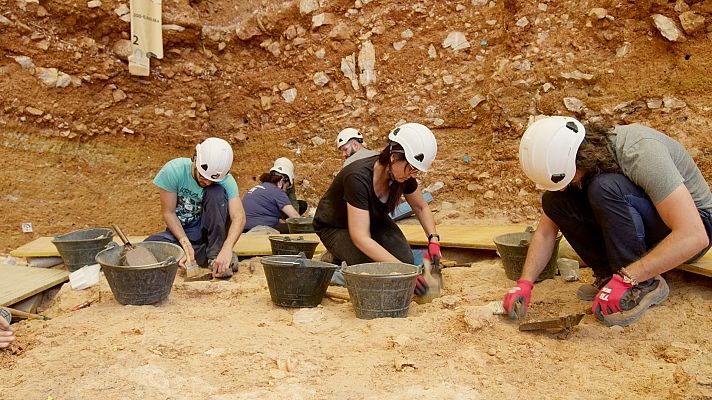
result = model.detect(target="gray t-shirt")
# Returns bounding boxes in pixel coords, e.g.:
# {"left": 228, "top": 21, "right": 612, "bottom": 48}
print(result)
{"left": 343, "top": 147, "right": 380, "bottom": 168}
{"left": 610, "top": 124, "right": 712, "bottom": 213}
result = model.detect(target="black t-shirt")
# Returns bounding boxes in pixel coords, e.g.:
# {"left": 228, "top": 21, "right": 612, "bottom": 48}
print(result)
{"left": 314, "top": 155, "right": 418, "bottom": 230}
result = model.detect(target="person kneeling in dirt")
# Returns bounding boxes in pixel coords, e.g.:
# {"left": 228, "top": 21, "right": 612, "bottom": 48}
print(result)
{"left": 502, "top": 116, "right": 712, "bottom": 327}
{"left": 242, "top": 159, "right": 301, "bottom": 234}
{"left": 314, "top": 122, "right": 441, "bottom": 294}
{"left": 336, "top": 127, "right": 379, "bottom": 168}
{"left": 1, "top": 310, "right": 15, "bottom": 349}
{"left": 271, "top": 157, "right": 308, "bottom": 216}
{"left": 146, "top": 137, "right": 246, "bottom": 278}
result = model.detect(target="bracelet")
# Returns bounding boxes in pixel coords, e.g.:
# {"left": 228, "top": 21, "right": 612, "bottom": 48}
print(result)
{"left": 619, "top": 267, "right": 638, "bottom": 286}
{"left": 428, "top": 233, "right": 440, "bottom": 242}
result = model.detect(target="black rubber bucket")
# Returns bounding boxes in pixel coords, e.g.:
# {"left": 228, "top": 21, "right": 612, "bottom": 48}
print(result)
{"left": 286, "top": 217, "right": 316, "bottom": 234}
{"left": 260, "top": 255, "right": 336, "bottom": 307}
{"left": 342, "top": 262, "right": 419, "bottom": 319}
{"left": 52, "top": 228, "right": 114, "bottom": 272}
{"left": 493, "top": 227, "right": 562, "bottom": 282}
{"left": 95, "top": 242, "right": 183, "bottom": 305}
{"left": 269, "top": 236, "right": 319, "bottom": 259}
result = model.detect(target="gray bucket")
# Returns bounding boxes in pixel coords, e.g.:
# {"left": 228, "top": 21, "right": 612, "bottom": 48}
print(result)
{"left": 260, "top": 255, "right": 336, "bottom": 307}
{"left": 493, "top": 227, "right": 562, "bottom": 282}
{"left": 52, "top": 228, "right": 114, "bottom": 272}
{"left": 95, "top": 242, "right": 183, "bottom": 305}
{"left": 342, "top": 262, "right": 419, "bottom": 319}
{"left": 269, "top": 236, "right": 319, "bottom": 259}
{"left": 286, "top": 217, "right": 315, "bottom": 234}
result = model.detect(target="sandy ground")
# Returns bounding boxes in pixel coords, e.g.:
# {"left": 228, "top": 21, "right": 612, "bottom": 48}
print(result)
{"left": 2, "top": 249, "right": 711, "bottom": 399}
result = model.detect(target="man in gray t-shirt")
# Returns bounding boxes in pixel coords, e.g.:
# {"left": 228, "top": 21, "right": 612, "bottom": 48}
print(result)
{"left": 502, "top": 116, "right": 712, "bottom": 328}
{"left": 335, "top": 127, "right": 379, "bottom": 168}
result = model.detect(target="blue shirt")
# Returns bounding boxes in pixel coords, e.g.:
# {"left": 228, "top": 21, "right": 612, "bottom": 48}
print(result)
{"left": 243, "top": 182, "right": 291, "bottom": 230}
{"left": 153, "top": 158, "right": 239, "bottom": 225}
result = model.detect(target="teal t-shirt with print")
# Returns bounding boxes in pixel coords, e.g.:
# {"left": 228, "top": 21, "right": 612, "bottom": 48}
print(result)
{"left": 153, "top": 158, "right": 239, "bottom": 225}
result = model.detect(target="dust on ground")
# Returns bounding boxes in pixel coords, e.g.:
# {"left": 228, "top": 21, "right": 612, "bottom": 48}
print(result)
{"left": 1, "top": 250, "right": 711, "bottom": 399}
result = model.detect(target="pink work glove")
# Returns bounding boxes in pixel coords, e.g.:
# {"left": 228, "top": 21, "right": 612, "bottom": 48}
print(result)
{"left": 427, "top": 241, "right": 441, "bottom": 263}
{"left": 414, "top": 275, "right": 429, "bottom": 296}
{"left": 503, "top": 279, "right": 533, "bottom": 319}
{"left": 592, "top": 275, "right": 632, "bottom": 318}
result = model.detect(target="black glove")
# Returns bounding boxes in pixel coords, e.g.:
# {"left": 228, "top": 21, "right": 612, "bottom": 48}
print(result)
{"left": 414, "top": 275, "right": 429, "bottom": 296}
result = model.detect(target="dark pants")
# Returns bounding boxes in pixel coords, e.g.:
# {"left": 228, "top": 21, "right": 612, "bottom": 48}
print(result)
{"left": 146, "top": 185, "right": 231, "bottom": 267}
{"left": 316, "top": 218, "right": 414, "bottom": 265}
{"left": 543, "top": 173, "right": 712, "bottom": 278}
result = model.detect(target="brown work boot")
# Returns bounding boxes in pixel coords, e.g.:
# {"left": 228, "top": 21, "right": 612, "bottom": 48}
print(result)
{"left": 576, "top": 275, "right": 611, "bottom": 301}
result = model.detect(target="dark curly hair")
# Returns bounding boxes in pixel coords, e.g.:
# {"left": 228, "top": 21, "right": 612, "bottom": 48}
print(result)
{"left": 576, "top": 120, "right": 621, "bottom": 182}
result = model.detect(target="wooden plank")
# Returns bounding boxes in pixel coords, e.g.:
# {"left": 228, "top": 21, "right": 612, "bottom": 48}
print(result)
{"left": 400, "top": 224, "right": 530, "bottom": 250}
{"left": 10, "top": 236, "right": 145, "bottom": 258}
{"left": 10, "top": 228, "right": 711, "bottom": 278}
{"left": 0, "top": 264, "right": 69, "bottom": 307}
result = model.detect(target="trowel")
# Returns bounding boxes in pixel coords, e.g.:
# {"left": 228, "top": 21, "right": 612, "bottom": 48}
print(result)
{"left": 518, "top": 313, "right": 585, "bottom": 332}
{"left": 112, "top": 224, "right": 158, "bottom": 266}
{"left": 414, "top": 255, "right": 444, "bottom": 304}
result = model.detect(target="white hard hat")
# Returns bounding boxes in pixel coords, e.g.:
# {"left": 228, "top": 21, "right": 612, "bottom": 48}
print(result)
{"left": 270, "top": 157, "right": 294, "bottom": 184}
{"left": 388, "top": 122, "right": 437, "bottom": 172}
{"left": 519, "top": 116, "right": 585, "bottom": 191}
{"left": 195, "top": 137, "right": 233, "bottom": 182}
{"left": 336, "top": 127, "right": 363, "bottom": 150}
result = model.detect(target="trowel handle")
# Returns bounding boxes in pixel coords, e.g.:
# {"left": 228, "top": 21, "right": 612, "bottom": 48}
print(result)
{"left": 112, "top": 224, "right": 132, "bottom": 247}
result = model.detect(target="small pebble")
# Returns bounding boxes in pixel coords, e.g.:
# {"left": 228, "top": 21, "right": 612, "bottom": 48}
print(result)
{"left": 487, "top": 348, "right": 497, "bottom": 356}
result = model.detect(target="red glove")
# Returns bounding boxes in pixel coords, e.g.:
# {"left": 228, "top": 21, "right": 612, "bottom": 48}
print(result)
{"left": 414, "top": 275, "right": 429, "bottom": 296}
{"left": 503, "top": 279, "right": 533, "bottom": 319}
{"left": 428, "top": 241, "right": 441, "bottom": 263}
{"left": 592, "top": 275, "right": 631, "bottom": 319}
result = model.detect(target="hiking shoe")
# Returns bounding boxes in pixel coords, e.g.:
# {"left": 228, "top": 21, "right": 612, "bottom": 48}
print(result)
{"left": 595, "top": 275, "right": 670, "bottom": 327}
{"left": 576, "top": 275, "right": 611, "bottom": 301}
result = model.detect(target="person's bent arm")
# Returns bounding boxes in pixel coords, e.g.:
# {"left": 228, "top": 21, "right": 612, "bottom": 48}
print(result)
{"left": 0, "top": 314, "right": 15, "bottom": 349}
{"left": 347, "top": 204, "right": 400, "bottom": 262}
{"left": 625, "top": 184, "right": 709, "bottom": 282}
{"left": 503, "top": 213, "right": 560, "bottom": 319}
{"left": 281, "top": 204, "right": 300, "bottom": 219}
{"left": 158, "top": 188, "right": 194, "bottom": 266}
{"left": 213, "top": 197, "right": 246, "bottom": 274}
{"left": 405, "top": 191, "right": 437, "bottom": 238}
{"left": 519, "top": 213, "right": 560, "bottom": 283}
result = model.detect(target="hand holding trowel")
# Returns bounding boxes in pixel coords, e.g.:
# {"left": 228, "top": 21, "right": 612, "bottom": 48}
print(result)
{"left": 112, "top": 224, "right": 158, "bottom": 266}
{"left": 414, "top": 248, "right": 444, "bottom": 304}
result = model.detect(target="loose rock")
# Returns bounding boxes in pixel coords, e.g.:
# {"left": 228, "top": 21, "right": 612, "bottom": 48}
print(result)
{"left": 652, "top": 14, "right": 683, "bottom": 42}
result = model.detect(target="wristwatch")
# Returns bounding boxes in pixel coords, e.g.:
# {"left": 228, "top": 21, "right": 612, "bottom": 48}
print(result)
{"left": 428, "top": 233, "right": 440, "bottom": 242}
{"left": 619, "top": 267, "right": 638, "bottom": 286}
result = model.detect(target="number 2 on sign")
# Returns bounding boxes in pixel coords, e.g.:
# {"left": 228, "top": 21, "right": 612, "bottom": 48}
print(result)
{"left": 133, "top": 35, "right": 139, "bottom": 45}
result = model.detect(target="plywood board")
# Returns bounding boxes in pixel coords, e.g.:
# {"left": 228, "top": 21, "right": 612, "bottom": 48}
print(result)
{"left": 399, "top": 224, "right": 530, "bottom": 249}
{"left": 0, "top": 264, "right": 69, "bottom": 307}
{"left": 10, "top": 234, "right": 326, "bottom": 259}
{"left": 10, "top": 227, "right": 711, "bottom": 277}
{"left": 9, "top": 236, "right": 146, "bottom": 258}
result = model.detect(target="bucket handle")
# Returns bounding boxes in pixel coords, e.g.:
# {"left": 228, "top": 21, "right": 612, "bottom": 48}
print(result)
{"left": 104, "top": 241, "right": 119, "bottom": 250}
{"left": 160, "top": 256, "right": 177, "bottom": 267}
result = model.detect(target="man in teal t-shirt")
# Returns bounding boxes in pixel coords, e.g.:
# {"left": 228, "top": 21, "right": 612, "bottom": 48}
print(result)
{"left": 146, "top": 137, "right": 246, "bottom": 278}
